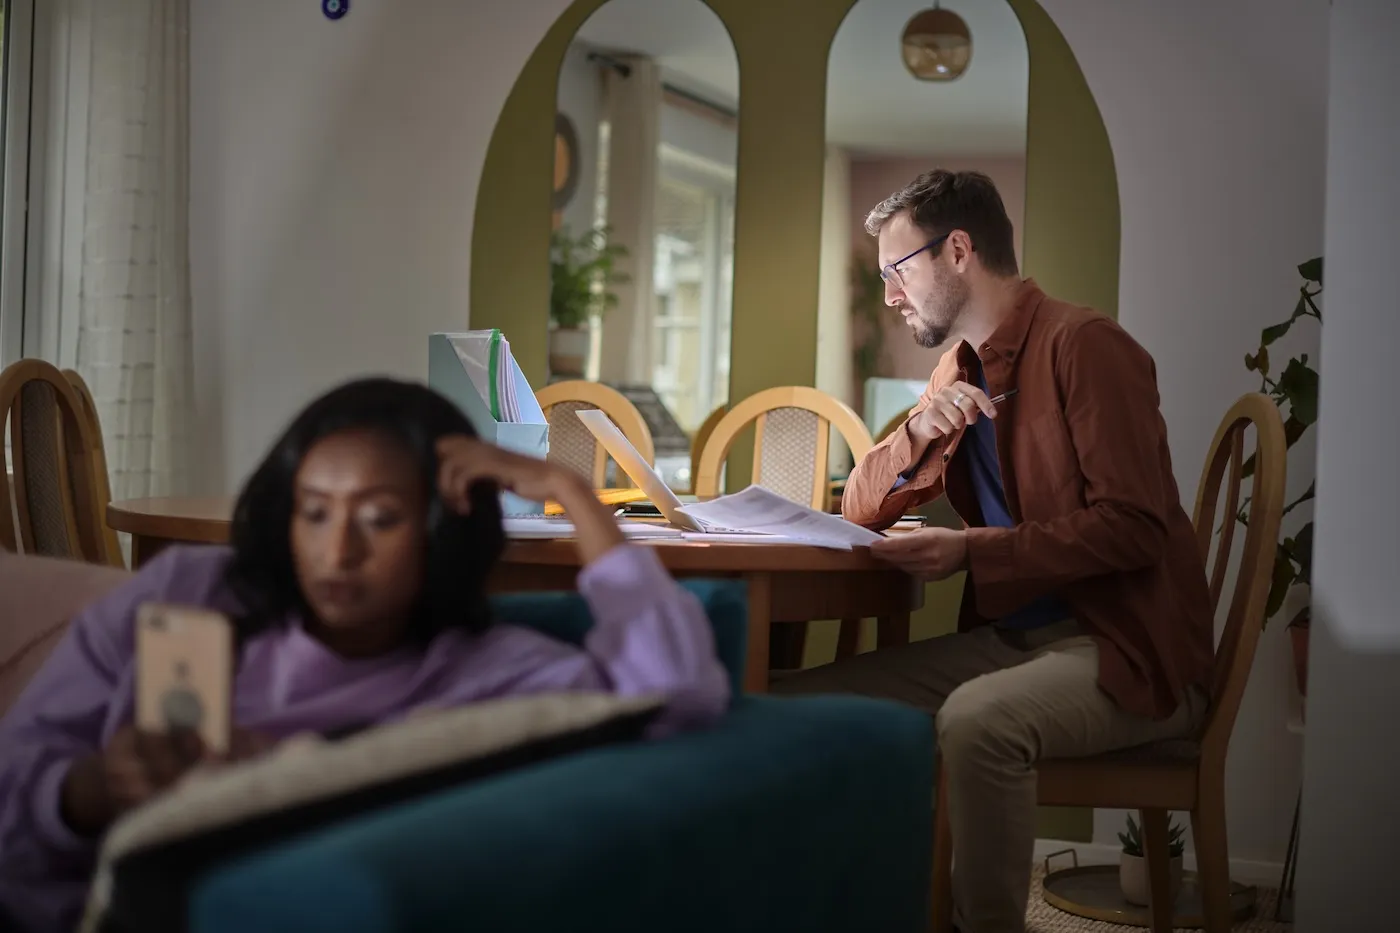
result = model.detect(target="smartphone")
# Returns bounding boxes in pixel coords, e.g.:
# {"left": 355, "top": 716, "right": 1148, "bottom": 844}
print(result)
{"left": 135, "top": 603, "right": 233, "bottom": 755}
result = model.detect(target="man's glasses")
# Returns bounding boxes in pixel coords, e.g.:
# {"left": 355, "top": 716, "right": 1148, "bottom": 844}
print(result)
{"left": 880, "top": 233, "right": 951, "bottom": 290}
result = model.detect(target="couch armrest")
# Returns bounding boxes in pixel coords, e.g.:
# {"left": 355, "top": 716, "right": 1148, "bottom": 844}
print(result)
{"left": 191, "top": 696, "right": 933, "bottom": 933}
{"left": 490, "top": 578, "right": 747, "bottom": 697}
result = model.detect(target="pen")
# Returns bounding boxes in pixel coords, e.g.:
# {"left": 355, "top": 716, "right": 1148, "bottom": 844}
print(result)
{"left": 989, "top": 388, "right": 1019, "bottom": 405}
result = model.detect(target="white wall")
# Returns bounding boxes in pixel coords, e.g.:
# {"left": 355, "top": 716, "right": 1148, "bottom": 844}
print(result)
{"left": 1295, "top": 3, "right": 1400, "bottom": 929}
{"left": 555, "top": 44, "right": 603, "bottom": 236}
{"left": 189, "top": 0, "right": 570, "bottom": 494}
{"left": 1036, "top": 0, "right": 1330, "bottom": 869}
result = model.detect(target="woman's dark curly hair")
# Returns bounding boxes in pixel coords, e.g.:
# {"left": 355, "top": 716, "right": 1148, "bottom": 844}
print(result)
{"left": 222, "top": 377, "right": 505, "bottom": 646}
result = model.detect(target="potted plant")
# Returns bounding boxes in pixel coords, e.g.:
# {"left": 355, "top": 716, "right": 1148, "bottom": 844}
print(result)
{"left": 850, "top": 249, "right": 890, "bottom": 393}
{"left": 1239, "top": 256, "right": 1321, "bottom": 696}
{"left": 548, "top": 224, "right": 629, "bottom": 378}
{"left": 1118, "top": 813, "right": 1186, "bottom": 906}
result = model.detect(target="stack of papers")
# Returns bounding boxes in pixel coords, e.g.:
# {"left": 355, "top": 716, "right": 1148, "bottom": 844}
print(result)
{"left": 677, "top": 486, "right": 883, "bottom": 550}
{"left": 449, "top": 329, "right": 524, "bottom": 423}
{"left": 503, "top": 517, "right": 684, "bottom": 540}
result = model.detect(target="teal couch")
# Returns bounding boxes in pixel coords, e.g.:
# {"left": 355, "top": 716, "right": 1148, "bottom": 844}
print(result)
{"left": 188, "top": 581, "right": 935, "bottom": 932}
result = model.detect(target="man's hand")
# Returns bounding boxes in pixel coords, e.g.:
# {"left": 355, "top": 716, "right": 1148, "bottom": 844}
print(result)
{"left": 870, "top": 527, "right": 969, "bottom": 581}
{"left": 908, "top": 381, "right": 997, "bottom": 444}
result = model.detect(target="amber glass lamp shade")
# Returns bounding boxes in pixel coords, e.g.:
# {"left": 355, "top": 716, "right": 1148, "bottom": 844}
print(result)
{"left": 901, "top": 7, "right": 972, "bottom": 82}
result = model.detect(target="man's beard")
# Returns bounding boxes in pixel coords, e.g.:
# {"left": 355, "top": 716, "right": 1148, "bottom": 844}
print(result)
{"left": 906, "top": 277, "right": 969, "bottom": 349}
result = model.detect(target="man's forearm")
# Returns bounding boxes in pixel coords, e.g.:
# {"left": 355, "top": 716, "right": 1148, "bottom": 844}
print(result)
{"left": 842, "top": 424, "right": 944, "bottom": 529}
{"left": 965, "top": 501, "right": 1169, "bottom": 618}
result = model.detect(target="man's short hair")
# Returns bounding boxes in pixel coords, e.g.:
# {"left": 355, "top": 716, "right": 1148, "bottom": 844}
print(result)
{"left": 864, "top": 170, "right": 1019, "bottom": 277}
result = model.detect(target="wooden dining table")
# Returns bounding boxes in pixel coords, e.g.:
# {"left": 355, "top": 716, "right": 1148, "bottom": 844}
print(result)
{"left": 107, "top": 497, "right": 922, "bottom": 693}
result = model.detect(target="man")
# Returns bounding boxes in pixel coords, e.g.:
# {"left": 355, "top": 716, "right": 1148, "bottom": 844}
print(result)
{"left": 772, "top": 170, "right": 1214, "bottom": 933}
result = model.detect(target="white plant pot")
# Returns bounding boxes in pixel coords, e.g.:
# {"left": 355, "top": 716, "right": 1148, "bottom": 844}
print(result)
{"left": 1119, "top": 852, "right": 1183, "bottom": 907}
{"left": 548, "top": 326, "right": 590, "bottom": 378}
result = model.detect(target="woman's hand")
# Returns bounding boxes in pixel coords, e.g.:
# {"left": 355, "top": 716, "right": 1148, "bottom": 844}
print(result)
{"left": 437, "top": 436, "right": 576, "bottom": 510}
{"left": 61, "top": 725, "right": 275, "bottom": 836}
{"left": 437, "top": 436, "right": 625, "bottom": 564}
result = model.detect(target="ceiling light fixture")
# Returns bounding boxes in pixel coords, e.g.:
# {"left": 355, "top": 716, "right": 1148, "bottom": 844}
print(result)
{"left": 901, "top": 3, "right": 972, "bottom": 82}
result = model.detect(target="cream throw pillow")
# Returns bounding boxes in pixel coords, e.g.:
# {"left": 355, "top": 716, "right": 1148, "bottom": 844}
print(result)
{"left": 82, "top": 691, "right": 664, "bottom": 933}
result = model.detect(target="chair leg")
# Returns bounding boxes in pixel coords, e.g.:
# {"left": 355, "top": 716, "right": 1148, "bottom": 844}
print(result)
{"left": 878, "top": 611, "right": 911, "bottom": 649}
{"left": 1138, "top": 808, "right": 1175, "bottom": 933}
{"left": 835, "top": 619, "right": 861, "bottom": 659}
{"left": 1191, "top": 788, "right": 1234, "bottom": 933}
{"left": 930, "top": 764, "right": 955, "bottom": 933}
{"left": 769, "top": 622, "right": 808, "bottom": 669}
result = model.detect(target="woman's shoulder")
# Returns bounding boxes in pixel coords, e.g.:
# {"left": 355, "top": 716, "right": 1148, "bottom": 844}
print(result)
{"left": 85, "top": 545, "right": 244, "bottom": 621}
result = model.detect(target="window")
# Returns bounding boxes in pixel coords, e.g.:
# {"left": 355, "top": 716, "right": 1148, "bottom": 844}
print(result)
{"left": 651, "top": 143, "right": 734, "bottom": 432}
{"left": 0, "top": 0, "right": 35, "bottom": 368}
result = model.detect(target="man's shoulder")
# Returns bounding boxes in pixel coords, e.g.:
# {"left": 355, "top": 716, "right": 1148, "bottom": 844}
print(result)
{"left": 1032, "top": 295, "right": 1146, "bottom": 359}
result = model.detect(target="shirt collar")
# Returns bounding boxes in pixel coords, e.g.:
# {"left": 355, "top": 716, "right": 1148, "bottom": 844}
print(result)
{"left": 955, "top": 278, "right": 1046, "bottom": 367}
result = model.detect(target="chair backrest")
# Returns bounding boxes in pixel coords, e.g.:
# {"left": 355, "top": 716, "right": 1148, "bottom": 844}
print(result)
{"left": 1191, "top": 392, "right": 1287, "bottom": 763}
{"left": 535, "top": 380, "right": 656, "bottom": 488}
{"left": 62, "top": 369, "right": 125, "bottom": 567}
{"left": 0, "top": 359, "right": 107, "bottom": 562}
{"left": 694, "top": 386, "right": 874, "bottom": 508}
{"left": 687, "top": 403, "right": 729, "bottom": 493}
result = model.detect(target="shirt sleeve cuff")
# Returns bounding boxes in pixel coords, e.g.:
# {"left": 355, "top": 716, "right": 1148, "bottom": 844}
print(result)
{"left": 966, "top": 526, "right": 1016, "bottom": 617}
{"left": 576, "top": 544, "right": 674, "bottom": 625}
{"left": 32, "top": 757, "right": 91, "bottom": 855}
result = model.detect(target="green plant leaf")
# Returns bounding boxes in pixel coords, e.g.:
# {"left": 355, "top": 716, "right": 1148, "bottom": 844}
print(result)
{"left": 1266, "top": 547, "right": 1298, "bottom": 620}
{"left": 1291, "top": 521, "right": 1314, "bottom": 585}
{"left": 1260, "top": 296, "right": 1308, "bottom": 346}
{"left": 1298, "top": 256, "right": 1323, "bottom": 285}
{"left": 1275, "top": 357, "right": 1319, "bottom": 426}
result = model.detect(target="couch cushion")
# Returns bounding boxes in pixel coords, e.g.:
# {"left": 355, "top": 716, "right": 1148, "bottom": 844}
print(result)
{"left": 0, "top": 552, "right": 130, "bottom": 716}
{"left": 83, "top": 691, "right": 664, "bottom": 933}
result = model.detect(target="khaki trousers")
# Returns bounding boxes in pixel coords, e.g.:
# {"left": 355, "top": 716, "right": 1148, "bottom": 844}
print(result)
{"left": 769, "top": 620, "right": 1205, "bottom": 933}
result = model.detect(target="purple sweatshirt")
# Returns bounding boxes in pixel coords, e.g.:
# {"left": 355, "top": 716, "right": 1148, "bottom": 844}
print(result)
{"left": 0, "top": 544, "right": 729, "bottom": 933}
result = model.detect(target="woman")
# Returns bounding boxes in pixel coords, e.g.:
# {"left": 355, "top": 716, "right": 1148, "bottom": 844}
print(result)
{"left": 0, "top": 378, "right": 729, "bottom": 933}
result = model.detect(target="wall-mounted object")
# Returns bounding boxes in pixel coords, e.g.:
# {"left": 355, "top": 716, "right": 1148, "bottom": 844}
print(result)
{"left": 901, "top": 5, "right": 972, "bottom": 81}
{"left": 322, "top": 0, "right": 349, "bottom": 21}
{"left": 552, "top": 112, "right": 581, "bottom": 213}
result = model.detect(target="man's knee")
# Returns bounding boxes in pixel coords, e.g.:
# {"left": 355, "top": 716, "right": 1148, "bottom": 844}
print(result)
{"left": 935, "top": 680, "right": 1028, "bottom": 765}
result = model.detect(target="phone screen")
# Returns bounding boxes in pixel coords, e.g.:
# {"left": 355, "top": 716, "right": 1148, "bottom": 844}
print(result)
{"left": 134, "top": 603, "right": 234, "bottom": 754}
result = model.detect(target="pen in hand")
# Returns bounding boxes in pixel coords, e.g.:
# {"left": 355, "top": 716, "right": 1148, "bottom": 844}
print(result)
{"left": 988, "top": 387, "right": 1019, "bottom": 406}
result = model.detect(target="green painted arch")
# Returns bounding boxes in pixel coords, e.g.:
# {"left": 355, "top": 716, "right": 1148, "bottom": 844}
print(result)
{"left": 474, "top": 0, "right": 1117, "bottom": 844}
{"left": 471, "top": 0, "right": 1118, "bottom": 383}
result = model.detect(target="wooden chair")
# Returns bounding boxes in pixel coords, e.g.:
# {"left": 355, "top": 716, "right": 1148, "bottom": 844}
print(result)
{"left": 0, "top": 359, "right": 109, "bottom": 563}
{"left": 535, "top": 380, "right": 655, "bottom": 489}
{"left": 694, "top": 386, "right": 889, "bottom": 667}
{"left": 928, "top": 392, "right": 1288, "bottom": 933}
{"left": 687, "top": 403, "right": 729, "bottom": 494}
{"left": 62, "top": 369, "right": 125, "bottom": 567}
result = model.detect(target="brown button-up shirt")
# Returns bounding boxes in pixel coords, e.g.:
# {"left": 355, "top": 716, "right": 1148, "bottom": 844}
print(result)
{"left": 843, "top": 280, "right": 1213, "bottom": 720}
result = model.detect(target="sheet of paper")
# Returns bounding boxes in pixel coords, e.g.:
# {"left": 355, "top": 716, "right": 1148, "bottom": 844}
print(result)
{"left": 495, "top": 334, "right": 521, "bottom": 423}
{"left": 678, "top": 532, "right": 821, "bottom": 546}
{"left": 677, "top": 485, "right": 883, "bottom": 550}
{"left": 502, "top": 517, "right": 685, "bottom": 540}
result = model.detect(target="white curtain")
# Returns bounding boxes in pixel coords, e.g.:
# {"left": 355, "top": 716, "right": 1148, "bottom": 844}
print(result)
{"left": 815, "top": 146, "right": 855, "bottom": 473}
{"left": 597, "top": 56, "right": 660, "bottom": 384}
{"left": 70, "top": 0, "right": 195, "bottom": 500}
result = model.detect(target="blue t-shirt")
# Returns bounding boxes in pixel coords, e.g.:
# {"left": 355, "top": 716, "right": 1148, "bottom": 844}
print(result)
{"left": 963, "top": 359, "right": 1070, "bottom": 630}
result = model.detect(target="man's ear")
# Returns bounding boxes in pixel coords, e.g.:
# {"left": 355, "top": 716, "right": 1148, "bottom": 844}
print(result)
{"left": 948, "top": 230, "right": 975, "bottom": 269}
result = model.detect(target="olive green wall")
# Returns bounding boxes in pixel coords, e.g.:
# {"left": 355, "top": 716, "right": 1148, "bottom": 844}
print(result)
{"left": 473, "top": 0, "right": 1119, "bottom": 844}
